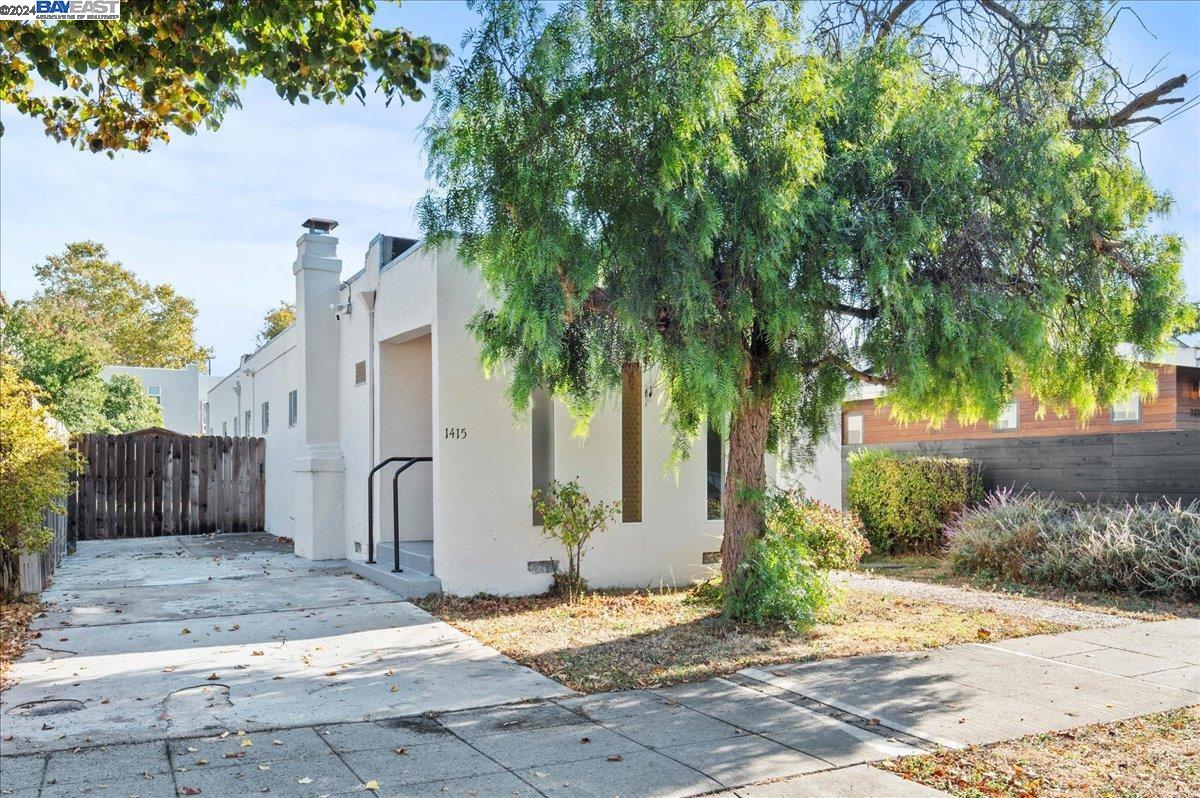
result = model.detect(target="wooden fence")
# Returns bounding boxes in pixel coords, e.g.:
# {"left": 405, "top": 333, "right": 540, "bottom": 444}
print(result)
{"left": 843, "top": 428, "right": 1200, "bottom": 506}
{"left": 70, "top": 430, "right": 265, "bottom": 541}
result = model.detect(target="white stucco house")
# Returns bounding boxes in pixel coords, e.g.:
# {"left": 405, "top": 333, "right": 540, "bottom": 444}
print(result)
{"left": 100, "top": 364, "right": 220, "bottom": 435}
{"left": 206, "top": 219, "right": 838, "bottom": 597}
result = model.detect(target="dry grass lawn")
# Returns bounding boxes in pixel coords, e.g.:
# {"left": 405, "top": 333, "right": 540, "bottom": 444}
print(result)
{"left": 1, "top": 597, "right": 42, "bottom": 689}
{"left": 420, "top": 587, "right": 1069, "bottom": 692}
{"left": 880, "top": 707, "right": 1200, "bottom": 797}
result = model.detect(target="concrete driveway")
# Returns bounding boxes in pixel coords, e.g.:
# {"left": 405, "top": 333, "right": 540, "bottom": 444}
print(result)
{"left": 0, "top": 533, "right": 569, "bottom": 755}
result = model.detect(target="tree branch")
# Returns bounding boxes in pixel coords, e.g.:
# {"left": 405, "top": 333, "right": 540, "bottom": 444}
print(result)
{"left": 876, "top": 0, "right": 916, "bottom": 42}
{"left": 1070, "top": 73, "right": 1188, "bottom": 129}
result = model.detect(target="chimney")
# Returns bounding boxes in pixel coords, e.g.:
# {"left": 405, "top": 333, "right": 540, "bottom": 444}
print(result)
{"left": 292, "top": 217, "right": 346, "bottom": 560}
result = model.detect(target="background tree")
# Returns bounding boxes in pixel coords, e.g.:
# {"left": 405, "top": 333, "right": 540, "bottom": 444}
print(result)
{"left": 257, "top": 301, "right": 297, "bottom": 347}
{"left": 0, "top": 1, "right": 450, "bottom": 154}
{"left": 24, "top": 241, "right": 211, "bottom": 369}
{"left": 100, "top": 374, "right": 164, "bottom": 433}
{"left": 419, "top": 0, "right": 1195, "bottom": 613}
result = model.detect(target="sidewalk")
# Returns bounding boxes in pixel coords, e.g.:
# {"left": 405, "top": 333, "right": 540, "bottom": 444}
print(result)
{"left": 3, "top": 616, "right": 1195, "bottom": 796}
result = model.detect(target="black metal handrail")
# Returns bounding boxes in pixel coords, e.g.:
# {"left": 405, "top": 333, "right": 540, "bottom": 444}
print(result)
{"left": 365, "top": 455, "right": 432, "bottom": 568}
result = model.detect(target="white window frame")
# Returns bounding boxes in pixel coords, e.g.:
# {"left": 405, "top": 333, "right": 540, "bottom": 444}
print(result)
{"left": 245, "top": 410, "right": 252, "bottom": 436}
{"left": 288, "top": 390, "right": 299, "bottom": 427}
{"left": 1111, "top": 392, "right": 1142, "bottom": 424}
{"left": 222, "top": 421, "right": 228, "bottom": 436}
{"left": 844, "top": 413, "right": 864, "bottom": 445}
{"left": 993, "top": 400, "right": 1019, "bottom": 432}
{"left": 261, "top": 401, "right": 270, "bottom": 434}
{"left": 147, "top": 385, "right": 161, "bottom": 405}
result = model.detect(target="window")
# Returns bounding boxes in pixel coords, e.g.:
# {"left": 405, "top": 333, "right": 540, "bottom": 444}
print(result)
{"left": 531, "top": 387, "right": 554, "bottom": 525}
{"left": 202, "top": 402, "right": 210, "bottom": 434}
{"left": 621, "top": 363, "right": 642, "bottom": 523}
{"left": 233, "top": 416, "right": 239, "bottom": 435}
{"left": 288, "top": 390, "right": 299, "bottom": 427}
{"left": 222, "top": 421, "right": 228, "bottom": 436}
{"left": 354, "top": 360, "right": 367, "bottom": 386}
{"left": 244, "top": 410, "right": 252, "bottom": 436}
{"left": 706, "top": 421, "right": 724, "bottom": 520}
{"left": 994, "top": 401, "right": 1019, "bottom": 431}
{"left": 844, "top": 413, "right": 864, "bottom": 445}
{"left": 261, "top": 401, "right": 269, "bottom": 434}
{"left": 1111, "top": 392, "right": 1141, "bottom": 423}
{"left": 147, "top": 385, "right": 161, "bottom": 405}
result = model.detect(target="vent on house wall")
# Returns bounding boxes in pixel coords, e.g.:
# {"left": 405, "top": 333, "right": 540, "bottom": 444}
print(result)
{"left": 354, "top": 361, "right": 367, "bottom": 385}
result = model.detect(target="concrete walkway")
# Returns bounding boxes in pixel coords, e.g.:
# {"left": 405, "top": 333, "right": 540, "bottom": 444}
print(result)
{"left": 0, "top": 534, "right": 568, "bottom": 755}
{"left": 2, "top": 534, "right": 1196, "bottom": 796}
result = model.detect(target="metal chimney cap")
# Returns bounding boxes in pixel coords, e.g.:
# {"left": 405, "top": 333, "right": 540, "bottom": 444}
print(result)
{"left": 303, "top": 217, "right": 339, "bottom": 234}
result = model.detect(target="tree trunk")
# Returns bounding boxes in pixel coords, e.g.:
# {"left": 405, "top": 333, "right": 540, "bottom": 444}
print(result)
{"left": 720, "top": 390, "right": 773, "bottom": 594}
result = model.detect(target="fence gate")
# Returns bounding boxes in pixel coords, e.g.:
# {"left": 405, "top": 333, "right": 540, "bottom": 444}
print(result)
{"left": 69, "top": 429, "right": 265, "bottom": 542}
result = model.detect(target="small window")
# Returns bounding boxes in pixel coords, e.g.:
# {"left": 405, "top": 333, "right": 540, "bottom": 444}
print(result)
{"left": 706, "top": 421, "right": 724, "bottom": 520}
{"left": 244, "top": 410, "right": 252, "bottom": 436}
{"left": 261, "top": 401, "right": 269, "bottom": 434}
{"left": 233, "top": 417, "right": 239, "bottom": 435}
{"left": 354, "top": 360, "right": 367, "bottom": 386}
{"left": 1111, "top": 392, "right": 1141, "bottom": 423}
{"left": 147, "top": 385, "right": 161, "bottom": 405}
{"left": 844, "top": 413, "right": 864, "bottom": 445}
{"left": 994, "top": 401, "right": 1019, "bottom": 431}
{"left": 288, "top": 390, "right": 299, "bottom": 427}
{"left": 203, "top": 402, "right": 210, "bottom": 434}
{"left": 222, "top": 421, "right": 228, "bottom": 436}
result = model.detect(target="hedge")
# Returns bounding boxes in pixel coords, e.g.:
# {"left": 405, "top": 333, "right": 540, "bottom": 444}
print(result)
{"left": 846, "top": 449, "right": 982, "bottom": 552}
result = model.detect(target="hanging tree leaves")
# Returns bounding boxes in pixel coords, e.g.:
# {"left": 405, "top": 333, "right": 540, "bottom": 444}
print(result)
{"left": 0, "top": 1, "right": 450, "bottom": 154}
{"left": 418, "top": 0, "right": 1195, "bottom": 613}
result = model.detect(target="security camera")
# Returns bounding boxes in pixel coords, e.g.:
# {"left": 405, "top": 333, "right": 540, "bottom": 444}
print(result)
{"left": 330, "top": 301, "right": 352, "bottom": 321}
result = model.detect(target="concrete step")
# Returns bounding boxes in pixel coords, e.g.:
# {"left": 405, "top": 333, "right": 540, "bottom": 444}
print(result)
{"left": 346, "top": 558, "right": 442, "bottom": 600}
{"left": 373, "top": 539, "right": 434, "bottom": 574}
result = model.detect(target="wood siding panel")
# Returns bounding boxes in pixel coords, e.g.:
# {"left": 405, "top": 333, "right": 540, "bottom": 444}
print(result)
{"left": 844, "top": 365, "right": 1183, "bottom": 446}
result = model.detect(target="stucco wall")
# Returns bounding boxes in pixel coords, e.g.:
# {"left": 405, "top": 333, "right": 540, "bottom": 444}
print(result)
{"left": 205, "top": 327, "right": 302, "bottom": 536}
{"left": 100, "top": 364, "right": 203, "bottom": 434}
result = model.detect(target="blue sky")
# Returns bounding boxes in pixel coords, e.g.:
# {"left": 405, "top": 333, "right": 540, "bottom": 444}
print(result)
{"left": 1, "top": 1, "right": 1197, "bottom": 376}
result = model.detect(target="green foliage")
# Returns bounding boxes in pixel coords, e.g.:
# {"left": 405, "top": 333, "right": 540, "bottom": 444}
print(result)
{"left": 257, "top": 301, "right": 297, "bottom": 347}
{"left": 1, "top": 242, "right": 201, "bottom": 433}
{"left": 946, "top": 491, "right": 1200, "bottom": 600}
{"left": 724, "top": 530, "right": 833, "bottom": 628}
{"left": 101, "top": 374, "right": 164, "bottom": 433}
{"left": 764, "top": 491, "right": 870, "bottom": 571}
{"left": 419, "top": 0, "right": 1193, "bottom": 609}
{"left": 0, "top": 2, "right": 449, "bottom": 154}
{"left": 531, "top": 479, "right": 620, "bottom": 599}
{"left": 846, "top": 450, "right": 982, "bottom": 553}
{"left": 0, "top": 363, "right": 77, "bottom": 560}
{"left": 24, "top": 242, "right": 211, "bottom": 368}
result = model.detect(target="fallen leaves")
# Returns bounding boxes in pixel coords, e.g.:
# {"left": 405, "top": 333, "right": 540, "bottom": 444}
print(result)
{"left": 364, "top": 779, "right": 380, "bottom": 791}
{"left": 205, "top": 673, "right": 220, "bottom": 681}
{"left": 179, "top": 788, "right": 202, "bottom": 795}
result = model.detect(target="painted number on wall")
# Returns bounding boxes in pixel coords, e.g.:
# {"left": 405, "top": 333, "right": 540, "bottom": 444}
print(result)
{"left": 444, "top": 427, "right": 468, "bottom": 440}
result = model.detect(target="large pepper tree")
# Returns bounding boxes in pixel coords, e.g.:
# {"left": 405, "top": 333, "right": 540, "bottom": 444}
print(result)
{"left": 418, "top": 0, "right": 1195, "bottom": 613}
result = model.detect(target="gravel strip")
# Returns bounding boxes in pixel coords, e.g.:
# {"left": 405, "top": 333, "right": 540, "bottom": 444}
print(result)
{"left": 835, "top": 571, "right": 1135, "bottom": 628}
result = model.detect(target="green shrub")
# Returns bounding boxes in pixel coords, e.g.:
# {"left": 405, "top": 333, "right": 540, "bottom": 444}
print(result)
{"left": 531, "top": 479, "right": 620, "bottom": 599}
{"left": 945, "top": 491, "right": 1200, "bottom": 600}
{"left": 765, "top": 491, "right": 870, "bottom": 571}
{"left": 724, "top": 529, "right": 833, "bottom": 627}
{"left": 945, "top": 489, "right": 1059, "bottom": 581}
{"left": 846, "top": 450, "right": 982, "bottom": 553}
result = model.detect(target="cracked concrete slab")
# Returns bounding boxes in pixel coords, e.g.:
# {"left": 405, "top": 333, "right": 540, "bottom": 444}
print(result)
{"left": 0, "top": 534, "right": 570, "bottom": 754}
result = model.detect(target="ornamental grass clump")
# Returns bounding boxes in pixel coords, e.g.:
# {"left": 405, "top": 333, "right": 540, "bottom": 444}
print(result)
{"left": 945, "top": 490, "right": 1200, "bottom": 600}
